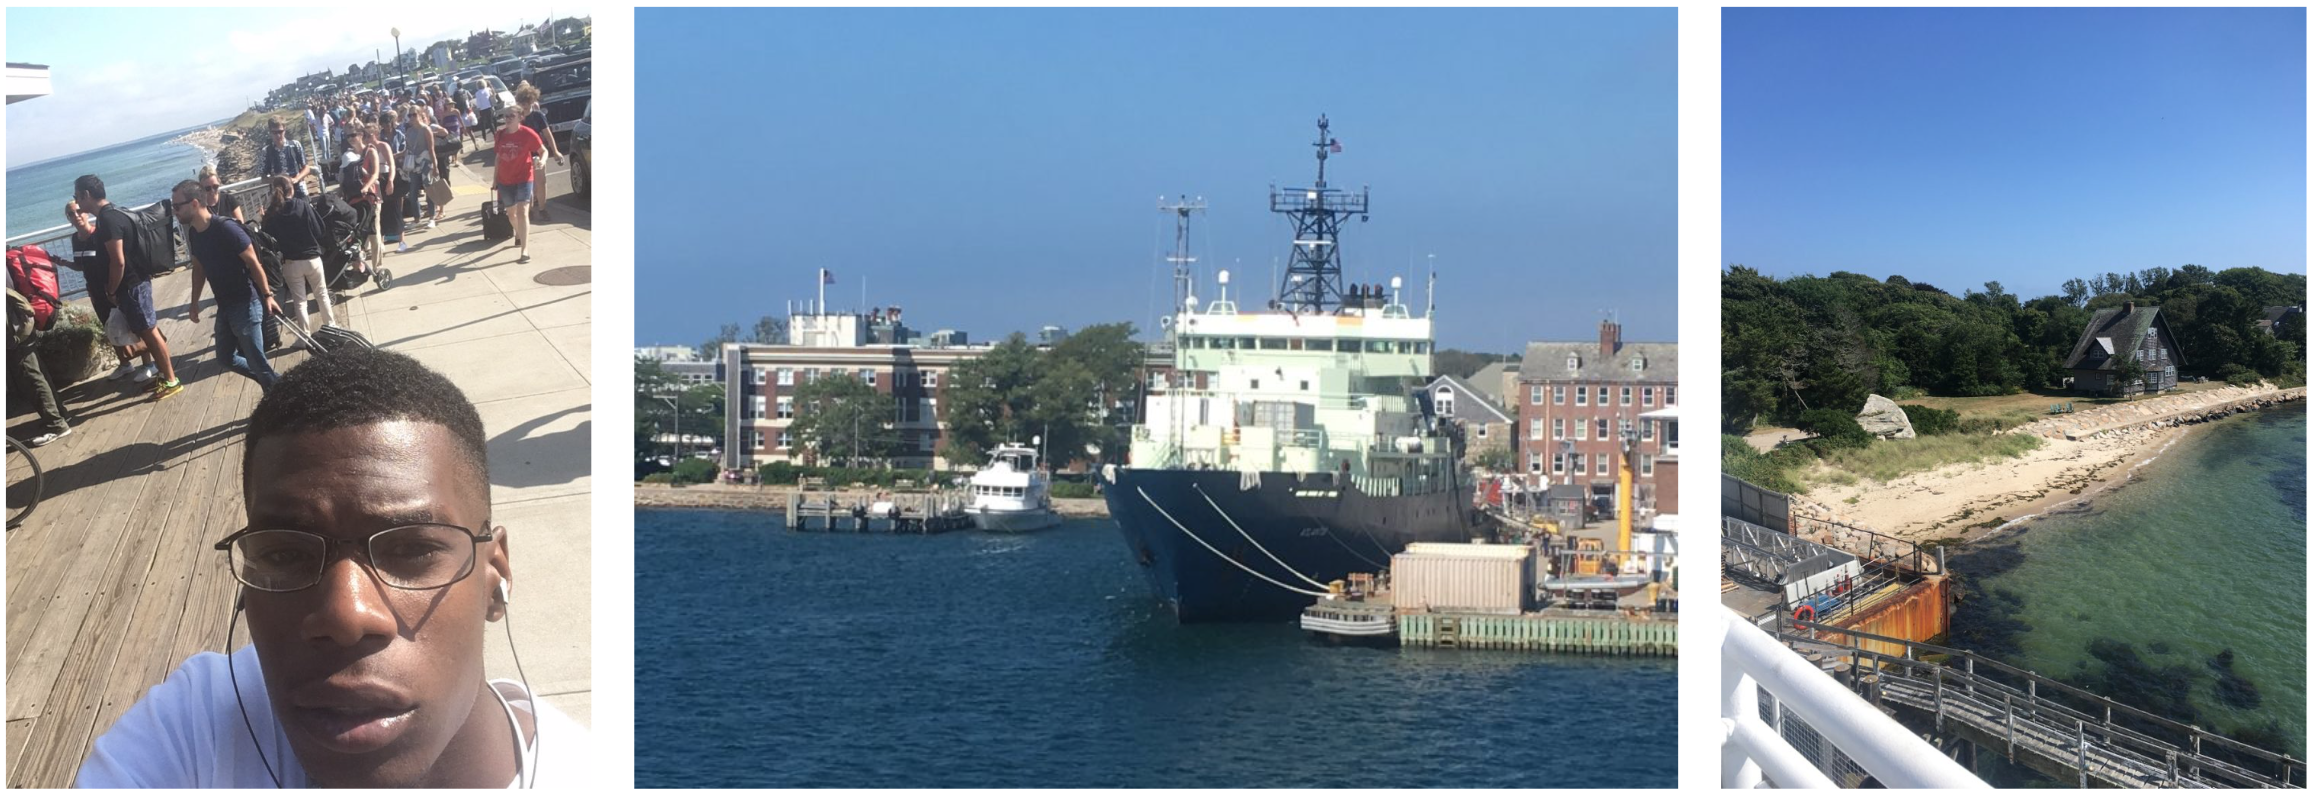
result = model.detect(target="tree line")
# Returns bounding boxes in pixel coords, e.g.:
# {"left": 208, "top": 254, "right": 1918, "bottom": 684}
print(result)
{"left": 1724, "top": 265, "right": 2305, "bottom": 432}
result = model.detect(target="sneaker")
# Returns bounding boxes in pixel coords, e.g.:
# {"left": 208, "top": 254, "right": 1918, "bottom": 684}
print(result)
{"left": 107, "top": 361, "right": 135, "bottom": 380}
{"left": 397, "top": 241, "right": 409, "bottom": 254}
{"left": 29, "top": 427, "right": 71, "bottom": 447}
{"left": 517, "top": 253, "right": 531, "bottom": 264}
{"left": 425, "top": 219, "right": 437, "bottom": 230}
{"left": 150, "top": 379, "right": 183, "bottom": 401}
{"left": 132, "top": 364, "right": 157, "bottom": 383}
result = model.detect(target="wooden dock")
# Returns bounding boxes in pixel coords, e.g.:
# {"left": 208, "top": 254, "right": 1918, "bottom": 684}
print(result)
{"left": 782, "top": 490, "right": 972, "bottom": 533}
{"left": 1398, "top": 610, "right": 1678, "bottom": 655}
{"left": 6, "top": 267, "right": 297, "bottom": 788}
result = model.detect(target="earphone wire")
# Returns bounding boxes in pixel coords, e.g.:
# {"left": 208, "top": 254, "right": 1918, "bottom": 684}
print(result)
{"left": 500, "top": 586, "right": 537, "bottom": 789}
{"left": 226, "top": 599, "right": 286, "bottom": 788}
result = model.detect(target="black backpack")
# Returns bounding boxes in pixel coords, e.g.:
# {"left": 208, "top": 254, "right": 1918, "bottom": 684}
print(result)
{"left": 102, "top": 201, "right": 177, "bottom": 280}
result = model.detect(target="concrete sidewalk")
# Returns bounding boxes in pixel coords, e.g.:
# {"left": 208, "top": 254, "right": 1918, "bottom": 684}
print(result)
{"left": 3, "top": 150, "right": 591, "bottom": 786}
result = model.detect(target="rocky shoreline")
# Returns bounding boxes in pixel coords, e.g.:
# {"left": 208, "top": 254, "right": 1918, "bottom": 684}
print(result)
{"left": 167, "top": 116, "right": 281, "bottom": 184}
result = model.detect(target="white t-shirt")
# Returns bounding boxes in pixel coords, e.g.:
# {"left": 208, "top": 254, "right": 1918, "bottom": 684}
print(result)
{"left": 76, "top": 645, "right": 584, "bottom": 788}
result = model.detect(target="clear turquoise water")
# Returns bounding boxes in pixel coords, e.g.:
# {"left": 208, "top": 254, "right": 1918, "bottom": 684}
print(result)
{"left": 634, "top": 511, "right": 1676, "bottom": 788}
{"left": 1949, "top": 404, "right": 2305, "bottom": 757}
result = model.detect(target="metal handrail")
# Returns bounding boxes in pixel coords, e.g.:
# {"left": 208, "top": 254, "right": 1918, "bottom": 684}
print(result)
{"left": 1722, "top": 607, "right": 1988, "bottom": 788}
{"left": 1786, "top": 617, "right": 2304, "bottom": 784}
{"left": 8, "top": 120, "right": 334, "bottom": 303}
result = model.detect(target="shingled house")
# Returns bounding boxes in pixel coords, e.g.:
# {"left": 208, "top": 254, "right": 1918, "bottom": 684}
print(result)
{"left": 2063, "top": 302, "right": 2184, "bottom": 396}
{"left": 1420, "top": 374, "right": 1515, "bottom": 469}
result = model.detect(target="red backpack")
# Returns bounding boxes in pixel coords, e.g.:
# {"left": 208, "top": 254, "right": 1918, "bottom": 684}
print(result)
{"left": 5, "top": 245, "right": 61, "bottom": 330}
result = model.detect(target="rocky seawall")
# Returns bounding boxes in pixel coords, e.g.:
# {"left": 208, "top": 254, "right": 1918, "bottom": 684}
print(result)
{"left": 634, "top": 483, "right": 1110, "bottom": 517}
{"left": 2016, "top": 384, "right": 2305, "bottom": 441}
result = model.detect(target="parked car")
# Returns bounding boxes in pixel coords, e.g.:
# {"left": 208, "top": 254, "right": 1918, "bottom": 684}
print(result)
{"left": 490, "top": 57, "right": 527, "bottom": 85}
{"left": 531, "top": 59, "right": 591, "bottom": 141}
{"left": 568, "top": 101, "right": 590, "bottom": 206}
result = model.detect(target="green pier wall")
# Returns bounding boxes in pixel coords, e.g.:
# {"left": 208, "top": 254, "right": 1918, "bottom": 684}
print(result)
{"left": 1398, "top": 612, "right": 1677, "bottom": 656}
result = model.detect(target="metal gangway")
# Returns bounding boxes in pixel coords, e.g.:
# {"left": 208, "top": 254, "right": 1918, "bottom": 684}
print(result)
{"left": 1778, "top": 617, "right": 2305, "bottom": 789}
{"left": 1723, "top": 516, "right": 1910, "bottom": 624}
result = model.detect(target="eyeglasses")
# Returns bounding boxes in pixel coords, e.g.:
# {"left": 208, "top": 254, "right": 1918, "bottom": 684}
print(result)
{"left": 202, "top": 184, "right": 222, "bottom": 194}
{"left": 214, "top": 523, "right": 498, "bottom": 593}
{"left": 172, "top": 197, "right": 200, "bottom": 208}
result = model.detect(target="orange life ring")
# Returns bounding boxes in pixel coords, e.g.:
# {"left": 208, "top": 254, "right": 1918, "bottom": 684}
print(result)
{"left": 1793, "top": 604, "right": 1816, "bottom": 622}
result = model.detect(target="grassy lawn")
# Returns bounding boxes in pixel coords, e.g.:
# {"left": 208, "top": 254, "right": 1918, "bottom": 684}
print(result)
{"left": 1803, "top": 432, "right": 2045, "bottom": 486}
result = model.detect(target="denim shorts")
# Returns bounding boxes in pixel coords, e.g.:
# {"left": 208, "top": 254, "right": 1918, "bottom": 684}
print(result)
{"left": 496, "top": 181, "right": 533, "bottom": 206}
{"left": 115, "top": 280, "right": 158, "bottom": 333}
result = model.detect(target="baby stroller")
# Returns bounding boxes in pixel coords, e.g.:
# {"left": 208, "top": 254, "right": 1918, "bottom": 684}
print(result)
{"left": 319, "top": 189, "right": 390, "bottom": 292}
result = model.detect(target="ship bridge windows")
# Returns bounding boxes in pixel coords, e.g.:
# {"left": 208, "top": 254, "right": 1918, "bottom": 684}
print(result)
{"left": 1259, "top": 337, "right": 1289, "bottom": 351}
{"left": 1307, "top": 338, "right": 1335, "bottom": 352}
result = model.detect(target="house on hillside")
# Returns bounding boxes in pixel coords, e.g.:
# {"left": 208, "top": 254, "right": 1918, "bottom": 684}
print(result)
{"left": 2062, "top": 301, "right": 2184, "bottom": 396}
{"left": 2258, "top": 305, "right": 2303, "bottom": 337}
{"left": 1420, "top": 375, "right": 1514, "bottom": 469}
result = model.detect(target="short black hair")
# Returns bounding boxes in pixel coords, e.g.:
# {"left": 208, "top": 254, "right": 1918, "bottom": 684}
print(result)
{"left": 74, "top": 175, "right": 105, "bottom": 201}
{"left": 244, "top": 347, "right": 490, "bottom": 491}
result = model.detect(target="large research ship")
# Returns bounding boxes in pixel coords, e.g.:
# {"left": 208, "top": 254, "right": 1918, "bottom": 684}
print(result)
{"left": 1103, "top": 117, "right": 1483, "bottom": 622}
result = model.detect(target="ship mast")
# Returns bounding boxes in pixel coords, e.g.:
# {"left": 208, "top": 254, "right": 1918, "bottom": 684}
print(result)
{"left": 1159, "top": 195, "right": 1205, "bottom": 343}
{"left": 1271, "top": 114, "right": 1370, "bottom": 314}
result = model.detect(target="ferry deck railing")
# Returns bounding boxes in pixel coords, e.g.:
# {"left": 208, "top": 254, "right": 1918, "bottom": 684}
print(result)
{"left": 1780, "top": 617, "right": 2306, "bottom": 788}
{"left": 1722, "top": 607, "right": 1988, "bottom": 789}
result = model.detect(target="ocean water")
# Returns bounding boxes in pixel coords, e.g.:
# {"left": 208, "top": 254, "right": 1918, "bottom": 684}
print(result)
{"left": 1949, "top": 404, "right": 2306, "bottom": 760}
{"left": 634, "top": 511, "right": 1676, "bottom": 788}
{"left": 7, "top": 123, "right": 218, "bottom": 294}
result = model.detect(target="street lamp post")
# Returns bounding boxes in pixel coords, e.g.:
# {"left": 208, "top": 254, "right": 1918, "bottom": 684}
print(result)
{"left": 655, "top": 394, "right": 681, "bottom": 470}
{"left": 391, "top": 27, "right": 402, "bottom": 76}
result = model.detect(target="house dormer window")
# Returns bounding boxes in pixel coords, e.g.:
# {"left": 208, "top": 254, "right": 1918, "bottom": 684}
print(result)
{"left": 1566, "top": 355, "right": 1580, "bottom": 372}
{"left": 1630, "top": 356, "right": 1645, "bottom": 372}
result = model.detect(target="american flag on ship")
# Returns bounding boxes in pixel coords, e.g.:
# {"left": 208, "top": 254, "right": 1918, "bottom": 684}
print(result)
{"left": 820, "top": 268, "right": 835, "bottom": 284}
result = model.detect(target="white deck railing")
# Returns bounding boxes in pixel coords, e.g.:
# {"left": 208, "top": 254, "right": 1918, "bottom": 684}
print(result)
{"left": 1720, "top": 607, "right": 1988, "bottom": 789}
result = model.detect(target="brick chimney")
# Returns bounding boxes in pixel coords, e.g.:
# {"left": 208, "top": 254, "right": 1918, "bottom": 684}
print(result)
{"left": 2122, "top": 301, "right": 2134, "bottom": 315}
{"left": 1599, "top": 319, "right": 1621, "bottom": 358}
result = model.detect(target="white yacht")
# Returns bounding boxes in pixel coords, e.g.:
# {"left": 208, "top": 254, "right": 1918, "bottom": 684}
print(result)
{"left": 965, "top": 444, "right": 1062, "bottom": 533}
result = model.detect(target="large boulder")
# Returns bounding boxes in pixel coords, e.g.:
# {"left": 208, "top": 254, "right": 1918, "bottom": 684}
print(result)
{"left": 1856, "top": 394, "right": 1916, "bottom": 440}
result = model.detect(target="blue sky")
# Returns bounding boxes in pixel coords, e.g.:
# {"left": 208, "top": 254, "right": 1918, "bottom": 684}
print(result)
{"left": 1725, "top": 7, "right": 2307, "bottom": 296}
{"left": 6, "top": 8, "right": 578, "bottom": 164}
{"left": 636, "top": 8, "right": 1676, "bottom": 354}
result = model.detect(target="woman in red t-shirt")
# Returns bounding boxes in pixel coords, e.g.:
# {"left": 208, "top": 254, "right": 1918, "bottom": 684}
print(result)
{"left": 494, "top": 107, "right": 545, "bottom": 264}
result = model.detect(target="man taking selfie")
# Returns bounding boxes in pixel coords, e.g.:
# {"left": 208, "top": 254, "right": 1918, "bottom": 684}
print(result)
{"left": 76, "top": 348, "right": 583, "bottom": 787}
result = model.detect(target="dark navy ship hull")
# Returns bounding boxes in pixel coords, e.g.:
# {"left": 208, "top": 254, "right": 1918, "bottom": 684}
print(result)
{"left": 1104, "top": 468, "right": 1480, "bottom": 622}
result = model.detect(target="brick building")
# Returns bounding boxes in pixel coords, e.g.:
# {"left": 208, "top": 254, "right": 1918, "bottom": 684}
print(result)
{"left": 1513, "top": 320, "right": 1677, "bottom": 511}
{"left": 720, "top": 310, "right": 987, "bottom": 471}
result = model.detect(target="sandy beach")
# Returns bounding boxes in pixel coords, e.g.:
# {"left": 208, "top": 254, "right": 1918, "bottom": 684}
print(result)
{"left": 1796, "top": 384, "right": 2303, "bottom": 543}
{"left": 166, "top": 125, "right": 224, "bottom": 165}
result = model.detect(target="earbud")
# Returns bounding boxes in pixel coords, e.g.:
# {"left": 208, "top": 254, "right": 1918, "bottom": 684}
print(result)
{"left": 497, "top": 579, "right": 512, "bottom": 605}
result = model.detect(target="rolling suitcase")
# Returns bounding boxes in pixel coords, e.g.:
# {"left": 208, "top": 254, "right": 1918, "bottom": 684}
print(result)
{"left": 480, "top": 200, "right": 514, "bottom": 242}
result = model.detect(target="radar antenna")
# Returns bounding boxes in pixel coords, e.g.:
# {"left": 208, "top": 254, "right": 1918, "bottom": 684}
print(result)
{"left": 1271, "top": 115, "right": 1369, "bottom": 314}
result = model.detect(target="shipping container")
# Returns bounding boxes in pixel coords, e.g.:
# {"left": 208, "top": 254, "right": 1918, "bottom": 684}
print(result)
{"left": 1391, "top": 543, "right": 1533, "bottom": 615}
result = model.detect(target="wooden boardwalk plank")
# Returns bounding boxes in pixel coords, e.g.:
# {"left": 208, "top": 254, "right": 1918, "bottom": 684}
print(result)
{"left": 6, "top": 268, "right": 360, "bottom": 787}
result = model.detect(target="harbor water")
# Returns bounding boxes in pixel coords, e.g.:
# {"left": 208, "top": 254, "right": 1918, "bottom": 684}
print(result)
{"left": 1949, "top": 403, "right": 2306, "bottom": 758}
{"left": 7, "top": 122, "right": 219, "bottom": 294}
{"left": 635, "top": 510, "right": 1675, "bottom": 788}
